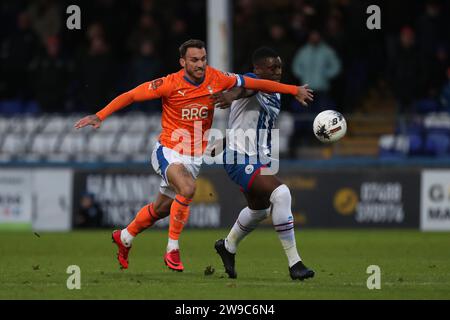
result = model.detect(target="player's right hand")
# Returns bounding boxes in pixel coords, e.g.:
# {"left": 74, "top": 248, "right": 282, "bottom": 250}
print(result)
{"left": 295, "top": 84, "right": 314, "bottom": 107}
{"left": 211, "top": 87, "right": 248, "bottom": 109}
{"left": 211, "top": 92, "right": 234, "bottom": 109}
{"left": 74, "top": 114, "right": 102, "bottom": 129}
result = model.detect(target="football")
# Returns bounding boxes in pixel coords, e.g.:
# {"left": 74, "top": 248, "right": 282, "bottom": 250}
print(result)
{"left": 313, "top": 110, "right": 347, "bottom": 143}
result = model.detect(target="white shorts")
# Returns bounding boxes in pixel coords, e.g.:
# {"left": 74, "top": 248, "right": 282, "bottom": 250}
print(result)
{"left": 151, "top": 141, "right": 203, "bottom": 199}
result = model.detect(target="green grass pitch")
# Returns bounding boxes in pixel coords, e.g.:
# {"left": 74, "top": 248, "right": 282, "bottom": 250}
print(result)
{"left": 1, "top": 229, "right": 449, "bottom": 299}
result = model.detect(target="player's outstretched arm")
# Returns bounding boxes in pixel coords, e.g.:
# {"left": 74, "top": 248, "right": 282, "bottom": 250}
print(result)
{"left": 242, "top": 76, "right": 314, "bottom": 106}
{"left": 74, "top": 80, "right": 165, "bottom": 129}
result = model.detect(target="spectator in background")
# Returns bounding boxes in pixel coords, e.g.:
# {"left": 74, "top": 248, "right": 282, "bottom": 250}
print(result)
{"left": 88, "top": 0, "right": 127, "bottom": 56}
{"left": 425, "top": 45, "right": 449, "bottom": 95}
{"left": 290, "top": 12, "right": 309, "bottom": 45}
{"left": 324, "top": 10, "right": 347, "bottom": 110}
{"left": 416, "top": 0, "right": 447, "bottom": 59}
{"left": 129, "top": 39, "right": 163, "bottom": 110}
{"left": 291, "top": 30, "right": 341, "bottom": 111}
{"left": 415, "top": 88, "right": 442, "bottom": 114}
{"left": 29, "top": 36, "right": 72, "bottom": 112}
{"left": 415, "top": 44, "right": 448, "bottom": 114}
{"left": 232, "top": 0, "right": 262, "bottom": 73}
{"left": 441, "top": 67, "right": 450, "bottom": 112}
{"left": 323, "top": 10, "right": 346, "bottom": 59}
{"left": 75, "top": 193, "right": 104, "bottom": 228}
{"left": 77, "top": 23, "right": 116, "bottom": 113}
{"left": 128, "top": 14, "right": 161, "bottom": 56}
{"left": 27, "top": 0, "right": 61, "bottom": 43}
{"left": 0, "top": 12, "right": 38, "bottom": 99}
{"left": 266, "top": 23, "right": 297, "bottom": 83}
{"left": 86, "top": 21, "right": 105, "bottom": 42}
{"left": 140, "top": 0, "right": 157, "bottom": 15}
{"left": 288, "top": 30, "right": 341, "bottom": 156}
{"left": 388, "top": 26, "right": 424, "bottom": 113}
{"left": 130, "top": 40, "right": 162, "bottom": 86}
{"left": 164, "top": 18, "right": 189, "bottom": 72}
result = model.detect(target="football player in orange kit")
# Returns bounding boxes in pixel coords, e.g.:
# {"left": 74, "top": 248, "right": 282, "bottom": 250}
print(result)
{"left": 74, "top": 39, "right": 313, "bottom": 272}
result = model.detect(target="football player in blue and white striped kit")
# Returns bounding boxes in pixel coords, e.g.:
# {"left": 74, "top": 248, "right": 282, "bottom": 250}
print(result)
{"left": 211, "top": 47, "right": 315, "bottom": 280}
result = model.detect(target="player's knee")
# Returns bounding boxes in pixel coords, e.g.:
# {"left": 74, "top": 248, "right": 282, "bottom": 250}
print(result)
{"left": 269, "top": 184, "right": 291, "bottom": 205}
{"left": 178, "top": 182, "right": 196, "bottom": 199}
{"left": 249, "top": 207, "right": 270, "bottom": 220}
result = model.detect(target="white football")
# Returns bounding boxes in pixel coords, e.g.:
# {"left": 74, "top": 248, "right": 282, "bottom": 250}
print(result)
{"left": 313, "top": 110, "right": 347, "bottom": 143}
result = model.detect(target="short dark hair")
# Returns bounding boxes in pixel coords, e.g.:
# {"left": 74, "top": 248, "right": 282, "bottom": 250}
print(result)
{"left": 252, "top": 47, "right": 279, "bottom": 65}
{"left": 179, "top": 39, "right": 206, "bottom": 57}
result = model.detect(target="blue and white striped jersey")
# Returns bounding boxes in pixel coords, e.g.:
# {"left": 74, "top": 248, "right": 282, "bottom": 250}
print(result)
{"left": 227, "top": 73, "right": 281, "bottom": 157}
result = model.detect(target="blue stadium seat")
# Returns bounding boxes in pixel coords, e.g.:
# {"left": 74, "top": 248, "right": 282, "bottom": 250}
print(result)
{"left": 408, "top": 134, "right": 423, "bottom": 156}
{"left": 378, "top": 134, "right": 408, "bottom": 159}
{"left": 414, "top": 98, "right": 440, "bottom": 114}
{"left": 424, "top": 133, "right": 450, "bottom": 156}
{"left": 0, "top": 100, "right": 23, "bottom": 115}
{"left": 396, "top": 117, "right": 423, "bottom": 138}
{"left": 23, "top": 101, "right": 40, "bottom": 114}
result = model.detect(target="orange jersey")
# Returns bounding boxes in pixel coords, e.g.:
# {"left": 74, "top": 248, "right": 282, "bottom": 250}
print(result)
{"left": 97, "top": 66, "right": 242, "bottom": 156}
{"left": 153, "top": 67, "right": 243, "bottom": 155}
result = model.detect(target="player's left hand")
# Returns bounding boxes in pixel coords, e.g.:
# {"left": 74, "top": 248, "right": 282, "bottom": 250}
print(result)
{"left": 210, "top": 92, "right": 234, "bottom": 109}
{"left": 295, "top": 84, "right": 314, "bottom": 106}
{"left": 74, "top": 114, "right": 102, "bottom": 129}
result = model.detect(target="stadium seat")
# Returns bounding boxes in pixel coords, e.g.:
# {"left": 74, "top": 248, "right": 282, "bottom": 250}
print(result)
{"left": 424, "top": 133, "right": 450, "bottom": 156}
{"left": 22, "top": 116, "right": 44, "bottom": 134}
{"left": 99, "top": 116, "right": 123, "bottom": 132}
{"left": 408, "top": 133, "right": 423, "bottom": 156}
{"left": 0, "top": 133, "right": 29, "bottom": 156}
{"left": 86, "top": 132, "right": 117, "bottom": 155}
{"left": 0, "top": 115, "right": 43, "bottom": 134}
{"left": 402, "top": 119, "right": 424, "bottom": 136}
{"left": 58, "top": 132, "right": 87, "bottom": 156}
{"left": 0, "top": 100, "right": 23, "bottom": 115}
{"left": 40, "top": 115, "right": 69, "bottom": 133}
{"left": 395, "top": 135, "right": 409, "bottom": 154}
{"left": 123, "top": 113, "right": 160, "bottom": 133}
{"left": 424, "top": 112, "right": 450, "bottom": 133}
{"left": 23, "top": 101, "right": 40, "bottom": 114}
{"left": 115, "top": 132, "right": 146, "bottom": 155}
{"left": 278, "top": 113, "right": 294, "bottom": 154}
{"left": 414, "top": 98, "right": 440, "bottom": 114}
{"left": 6, "top": 116, "right": 42, "bottom": 134}
{"left": 29, "top": 133, "right": 61, "bottom": 156}
{"left": 378, "top": 134, "right": 395, "bottom": 157}
{"left": 378, "top": 134, "right": 408, "bottom": 158}
{"left": 0, "top": 117, "right": 10, "bottom": 134}
{"left": 146, "top": 114, "right": 162, "bottom": 130}
{"left": 146, "top": 132, "right": 160, "bottom": 152}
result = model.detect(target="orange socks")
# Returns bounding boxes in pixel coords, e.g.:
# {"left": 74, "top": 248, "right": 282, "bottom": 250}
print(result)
{"left": 168, "top": 195, "right": 192, "bottom": 240}
{"left": 127, "top": 203, "right": 160, "bottom": 236}
{"left": 126, "top": 196, "right": 192, "bottom": 248}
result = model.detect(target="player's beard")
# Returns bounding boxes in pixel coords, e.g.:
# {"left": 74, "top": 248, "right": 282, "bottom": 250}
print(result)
{"left": 187, "top": 67, "right": 205, "bottom": 82}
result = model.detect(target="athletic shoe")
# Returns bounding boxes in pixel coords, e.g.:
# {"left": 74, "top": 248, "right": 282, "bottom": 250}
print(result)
{"left": 164, "top": 249, "right": 184, "bottom": 272}
{"left": 111, "top": 230, "right": 131, "bottom": 269}
{"left": 289, "top": 261, "right": 315, "bottom": 280}
{"left": 214, "top": 239, "right": 237, "bottom": 279}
